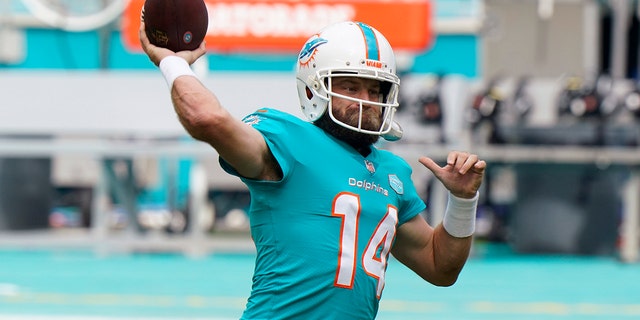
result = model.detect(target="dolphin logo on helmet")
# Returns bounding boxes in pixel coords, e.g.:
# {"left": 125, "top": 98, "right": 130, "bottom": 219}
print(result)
{"left": 299, "top": 36, "right": 328, "bottom": 68}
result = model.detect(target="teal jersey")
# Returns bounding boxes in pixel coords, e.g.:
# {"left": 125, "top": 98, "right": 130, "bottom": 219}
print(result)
{"left": 221, "top": 108, "right": 426, "bottom": 320}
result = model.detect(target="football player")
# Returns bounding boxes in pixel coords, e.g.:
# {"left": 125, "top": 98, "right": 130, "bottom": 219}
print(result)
{"left": 140, "top": 20, "right": 485, "bottom": 319}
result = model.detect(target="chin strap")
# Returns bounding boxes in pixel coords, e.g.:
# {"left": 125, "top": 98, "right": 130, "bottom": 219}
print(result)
{"left": 382, "top": 121, "right": 403, "bottom": 141}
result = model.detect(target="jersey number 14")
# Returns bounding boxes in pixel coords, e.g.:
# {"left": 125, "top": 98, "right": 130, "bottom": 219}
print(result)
{"left": 332, "top": 192, "right": 398, "bottom": 298}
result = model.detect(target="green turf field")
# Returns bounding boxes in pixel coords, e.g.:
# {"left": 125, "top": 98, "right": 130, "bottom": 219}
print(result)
{"left": 0, "top": 242, "right": 638, "bottom": 320}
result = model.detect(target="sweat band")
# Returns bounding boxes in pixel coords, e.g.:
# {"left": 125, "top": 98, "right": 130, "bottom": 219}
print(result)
{"left": 442, "top": 192, "right": 479, "bottom": 238}
{"left": 159, "top": 55, "right": 196, "bottom": 89}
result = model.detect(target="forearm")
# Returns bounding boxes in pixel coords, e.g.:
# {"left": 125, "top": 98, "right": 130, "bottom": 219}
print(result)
{"left": 431, "top": 192, "right": 478, "bottom": 285}
{"left": 159, "top": 56, "right": 228, "bottom": 141}
{"left": 430, "top": 224, "right": 472, "bottom": 285}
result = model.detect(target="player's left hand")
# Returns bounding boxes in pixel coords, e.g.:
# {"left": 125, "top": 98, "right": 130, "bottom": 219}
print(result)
{"left": 419, "top": 151, "right": 486, "bottom": 199}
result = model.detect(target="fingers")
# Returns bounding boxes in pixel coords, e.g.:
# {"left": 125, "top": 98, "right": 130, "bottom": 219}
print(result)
{"left": 418, "top": 156, "right": 439, "bottom": 173}
{"left": 138, "top": 20, "right": 180, "bottom": 66}
{"left": 446, "top": 151, "right": 482, "bottom": 174}
{"left": 138, "top": 21, "right": 159, "bottom": 56}
{"left": 188, "top": 41, "right": 208, "bottom": 60}
{"left": 139, "top": 22, "right": 149, "bottom": 47}
{"left": 473, "top": 159, "right": 487, "bottom": 174}
{"left": 456, "top": 152, "right": 478, "bottom": 174}
{"left": 420, "top": 151, "right": 486, "bottom": 199}
{"left": 421, "top": 151, "right": 485, "bottom": 175}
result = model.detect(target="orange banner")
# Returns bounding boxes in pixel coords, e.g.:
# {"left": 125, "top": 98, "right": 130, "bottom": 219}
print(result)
{"left": 122, "top": 0, "right": 432, "bottom": 53}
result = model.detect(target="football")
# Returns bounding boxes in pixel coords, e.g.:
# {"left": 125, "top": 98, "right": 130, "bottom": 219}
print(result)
{"left": 142, "top": 0, "right": 209, "bottom": 52}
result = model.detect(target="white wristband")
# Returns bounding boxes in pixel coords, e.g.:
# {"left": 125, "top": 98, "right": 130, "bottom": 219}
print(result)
{"left": 159, "top": 55, "right": 196, "bottom": 89}
{"left": 442, "top": 192, "right": 479, "bottom": 238}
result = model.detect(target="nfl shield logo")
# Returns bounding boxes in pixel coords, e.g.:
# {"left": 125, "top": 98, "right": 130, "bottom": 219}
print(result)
{"left": 388, "top": 174, "right": 404, "bottom": 195}
{"left": 364, "top": 160, "right": 376, "bottom": 174}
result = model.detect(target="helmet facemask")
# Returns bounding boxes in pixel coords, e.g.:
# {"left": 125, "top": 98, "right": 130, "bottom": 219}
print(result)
{"left": 321, "top": 70, "right": 400, "bottom": 138}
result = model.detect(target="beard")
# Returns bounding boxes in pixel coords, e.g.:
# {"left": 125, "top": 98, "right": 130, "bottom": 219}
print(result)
{"left": 314, "top": 107, "right": 380, "bottom": 153}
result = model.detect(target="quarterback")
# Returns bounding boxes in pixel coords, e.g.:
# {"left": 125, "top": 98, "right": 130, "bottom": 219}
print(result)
{"left": 140, "top": 20, "right": 486, "bottom": 319}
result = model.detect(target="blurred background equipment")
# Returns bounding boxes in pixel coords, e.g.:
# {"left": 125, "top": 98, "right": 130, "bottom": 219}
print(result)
{"left": 557, "top": 74, "right": 617, "bottom": 120}
{"left": 509, "top": 76, "right": 534, "bottom": 124}
{"left": 623, "top": 80, "right": 640, "bottom": 123}
{"left": 557, "top": 76, "right": 590, "bottom": 119}
{"left": 414, "top": 73, "right": 446, "bottom": 144}
{"left": 468, "top": 76, "right": 504, "bottom": 144}
{"left": 417, "top": 74, "right": 444, "bottom": 125}
{"left": 0, "top": 155, "right": 52, "bottom": 230}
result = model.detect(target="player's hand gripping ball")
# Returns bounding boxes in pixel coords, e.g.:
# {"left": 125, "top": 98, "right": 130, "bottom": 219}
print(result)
{"left": 142, "top": 0, "right": 209, "bottom": 52}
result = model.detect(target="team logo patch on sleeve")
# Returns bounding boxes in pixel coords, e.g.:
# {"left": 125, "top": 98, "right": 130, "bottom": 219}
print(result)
{"left": 388, "top": 174, "right": 404, "bottom": 195}
{"left": 242, "top": 115, "right": 263, "bottom": 126}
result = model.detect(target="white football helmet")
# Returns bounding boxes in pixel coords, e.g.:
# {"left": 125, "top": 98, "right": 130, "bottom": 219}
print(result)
{"left": 295, "top": 21, "right": 403, "bottom": 141}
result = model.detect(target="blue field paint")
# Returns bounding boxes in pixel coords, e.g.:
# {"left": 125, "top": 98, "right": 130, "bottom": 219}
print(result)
{"left": 1, "top": 244, "right": 637, "bottom": 319}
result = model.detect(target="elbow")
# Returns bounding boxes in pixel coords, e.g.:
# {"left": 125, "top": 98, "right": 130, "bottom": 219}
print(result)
{"left": 422, "top": 266, "right": 463, "bottom": 287}
{"left": 181, "top": 112, "right": 226, "bottom": 141}
{"left": 180, "top": 110, "right": 214, "bottom": 130}
{"left": 430, "top": 274, "right": 459, "bottom": 287}
{"left": 176, "top": 101, "right": 227, "bottom": 141}
{"left": 172, "top": 88, "right": 227, "bottom": 140}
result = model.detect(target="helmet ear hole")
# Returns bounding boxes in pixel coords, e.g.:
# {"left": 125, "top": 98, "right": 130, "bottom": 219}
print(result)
{"left": 305, "top": 87, "right": 313, "bottom": 100}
